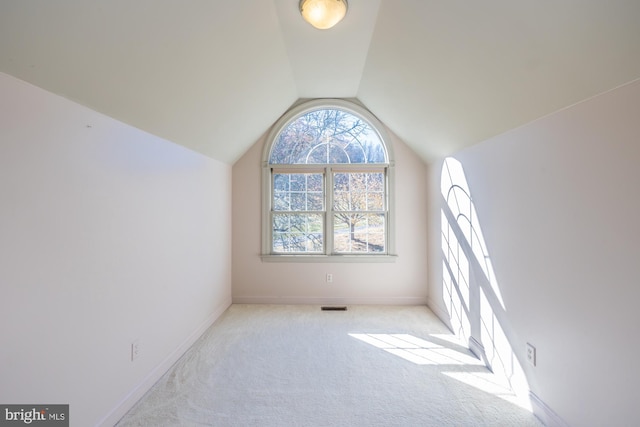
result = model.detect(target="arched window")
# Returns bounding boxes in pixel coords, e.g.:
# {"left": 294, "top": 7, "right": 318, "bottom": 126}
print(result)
{"left": 262, "top": 99, "right": 395, "bottom": 259}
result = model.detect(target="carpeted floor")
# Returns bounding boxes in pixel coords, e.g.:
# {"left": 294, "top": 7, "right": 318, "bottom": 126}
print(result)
{"left": 116, "top": 305, "right": 542, "bottom": 426}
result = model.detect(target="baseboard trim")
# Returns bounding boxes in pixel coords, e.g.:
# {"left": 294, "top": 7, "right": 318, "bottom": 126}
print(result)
{"left": 468, "top": 336, "right": 486, "bottom": 361}
{"left": 426, "top": 297, "right": 452, "bottom": 327}
{"left": 232, "top": 296, "right": 428, "bottom": 305}
{"left": 97, "top": 297, "right": 232, "bottom": 427}
{"left": 530, "top": 391, "right": 570, "bottom": 427}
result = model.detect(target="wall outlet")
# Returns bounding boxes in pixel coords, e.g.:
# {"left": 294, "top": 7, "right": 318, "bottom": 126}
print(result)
{"left": 526, "top": 342, "right": 536, "bottom": 367}
{"left": 131, "top": 339, "right": 140, "bottom": 361}
{"left": 326, "top": 273, "right": 333, "bottom": 283}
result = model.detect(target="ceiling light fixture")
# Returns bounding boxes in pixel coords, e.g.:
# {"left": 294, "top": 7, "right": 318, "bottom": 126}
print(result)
{"left": 299, "top": 0, "right": 348, "bottom": 30}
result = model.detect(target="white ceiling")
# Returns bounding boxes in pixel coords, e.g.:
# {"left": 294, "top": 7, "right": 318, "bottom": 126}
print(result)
{"left": 1, "top": 0, "right": 639, "bottom": 164}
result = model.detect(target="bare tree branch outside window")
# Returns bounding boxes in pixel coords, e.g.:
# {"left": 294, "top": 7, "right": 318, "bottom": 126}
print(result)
{"left": 268, "top": 107, "right": 388, "bottom": 254}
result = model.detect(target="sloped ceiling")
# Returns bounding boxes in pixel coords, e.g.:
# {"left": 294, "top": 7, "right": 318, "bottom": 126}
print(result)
{"left": 1, "top": 0, "right": 639, "bottom": 164}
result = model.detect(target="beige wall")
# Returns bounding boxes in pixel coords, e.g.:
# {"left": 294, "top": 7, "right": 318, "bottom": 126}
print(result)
{"left": 427, "top": 79, "right": 640, "bottom": 427}
{"left": 0, "top": 73, "right": 232, "bottom": 426}
{"left": 232, "top": 127, "right": 429, "bottom": 304}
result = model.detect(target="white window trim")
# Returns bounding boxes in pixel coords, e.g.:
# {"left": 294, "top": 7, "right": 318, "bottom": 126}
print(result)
{"left": 261, "top": 99, "right": 397, "bottom": 262}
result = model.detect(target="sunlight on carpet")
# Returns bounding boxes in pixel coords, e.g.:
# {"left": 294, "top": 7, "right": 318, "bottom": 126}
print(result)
{"left": 348, "top": 331, "right": 532, "bottom": 411}
{"left": 116, "top": 305, "right": 541, "bottom": 427}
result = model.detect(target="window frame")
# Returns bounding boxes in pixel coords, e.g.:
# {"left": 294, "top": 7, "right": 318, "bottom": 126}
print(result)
{"left": 261, "top": 99, "right": 397, "bottom": 262}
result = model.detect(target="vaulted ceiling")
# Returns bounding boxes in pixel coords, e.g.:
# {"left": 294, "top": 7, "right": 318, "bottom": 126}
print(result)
{"left": 1, "top": 1, "right": 639, "bottom": 164}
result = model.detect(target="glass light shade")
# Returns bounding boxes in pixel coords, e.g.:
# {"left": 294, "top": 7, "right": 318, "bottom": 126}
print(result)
{"left": 299, "top": 0, "right": 348, "bottom": 30}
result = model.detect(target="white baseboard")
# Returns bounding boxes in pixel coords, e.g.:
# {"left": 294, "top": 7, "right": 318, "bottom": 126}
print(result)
{"left": 530, "top": 391, "right": 570, "bottom": 427}
{"left": 468, "top": 336, "right": 486, "bottom": 361}
{"left": 426, "top": 297, "right": 452, "bottom": 327}
{"left": 428, "top": 299, "right": 568, "bottom": 427}
{"left": 232, "top": 296, "right": 428, "bottom": 305}
{"left": 97, "top": 297, "right": 232, "bottom": 427}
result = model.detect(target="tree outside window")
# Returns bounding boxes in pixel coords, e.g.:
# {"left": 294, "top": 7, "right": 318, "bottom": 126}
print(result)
{"left": 264, "top": 101, "right": 393, "bottom": 257}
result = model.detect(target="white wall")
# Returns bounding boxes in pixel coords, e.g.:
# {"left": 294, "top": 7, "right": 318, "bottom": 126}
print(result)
{"left": 232, "top": 129, "right": 429, "bottom": 305}
{"left": 427, "top": 79, "right": 640, "bottom": 427}
{"left": 0, "top": 73, "right": 232, "bottom": 426}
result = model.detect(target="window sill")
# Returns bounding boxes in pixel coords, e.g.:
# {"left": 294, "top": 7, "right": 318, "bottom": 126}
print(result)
{"left": 261, "top": 254, "right": 398, "bottom": 263}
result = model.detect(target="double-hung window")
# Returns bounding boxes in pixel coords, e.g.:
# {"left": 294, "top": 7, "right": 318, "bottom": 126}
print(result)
{"left": 262, "top": 100, "right": 395, "bottom": 260}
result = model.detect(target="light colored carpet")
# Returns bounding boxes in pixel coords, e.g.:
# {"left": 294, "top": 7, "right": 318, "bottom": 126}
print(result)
{"left": 116, "top": 305, "right": 542, "bottom": 426}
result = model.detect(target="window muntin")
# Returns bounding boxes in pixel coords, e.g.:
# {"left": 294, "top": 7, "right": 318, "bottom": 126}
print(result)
{"left": 273, "top": 173, "right": 324, "bottom": 211}
{"left": 264, "top": 101, "right": 394, "bottom": 258}
{"left": 333, "top": 172, "right": 385, "bottom": 212}
{"left": 272, "top": 212, "right": 324, "bottom": 253}
{"left": 333, "top": 171, "right": 386, "bottom": 253}
{"left": 272, "top": 172, "right": 325, "bottom": 253}
{"left": 334, "top": 213, "right": 385, "bottom": 253}
{"left": 269, "top": 108, "right": 387, "bottom": 165}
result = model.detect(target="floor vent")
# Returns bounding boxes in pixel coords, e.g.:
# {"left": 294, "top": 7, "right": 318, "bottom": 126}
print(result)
{"left": 321, "top": 306, "right": 347, "bottom": 311}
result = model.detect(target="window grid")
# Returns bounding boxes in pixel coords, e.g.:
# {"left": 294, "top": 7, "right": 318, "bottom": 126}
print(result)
{"left": 270, "top": 167, "right": 388, "bottom": 255}
{"left": 271, "top": 172, "right": 325, "bottom": 254}
{"left": 262, "top": 100, "right": 395, "bottom": 260}
{"left": 332, "top": 171, "right": 387, "bottom": 254}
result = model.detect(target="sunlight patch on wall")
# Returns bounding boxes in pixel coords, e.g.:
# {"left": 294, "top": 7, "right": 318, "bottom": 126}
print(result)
{"left": 441, "top": 158, "right": 505, "bottom": 310}
{"left": 440, "top": 157, "right": 530, "bottom": 405}
{"left": 441, "top": 212, "right": 471, "bottom": 341}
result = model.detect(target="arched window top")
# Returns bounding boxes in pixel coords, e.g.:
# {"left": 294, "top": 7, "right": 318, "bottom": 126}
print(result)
{"left": 268, "top": 101, "right": 389, "bottom": 165}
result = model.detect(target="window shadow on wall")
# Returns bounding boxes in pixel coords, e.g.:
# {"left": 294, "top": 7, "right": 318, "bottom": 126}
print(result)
{"left": 440, "top": 157, "right": 531, "bottom": 408}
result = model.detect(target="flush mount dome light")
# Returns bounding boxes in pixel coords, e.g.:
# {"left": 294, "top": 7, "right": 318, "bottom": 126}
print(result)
{"left": 299, "top": 0, "right": 348, "bottom": 30}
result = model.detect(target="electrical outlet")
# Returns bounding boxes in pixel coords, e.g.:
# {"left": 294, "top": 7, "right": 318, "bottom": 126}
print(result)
{"left": 526, "top": 342, "right": 536, "bottom": 367}
{"left": 326, "top": 273, "right": 333, "bottom": 283}
{"left": 131, "top": 340, "right": 140, "bottom": 361}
